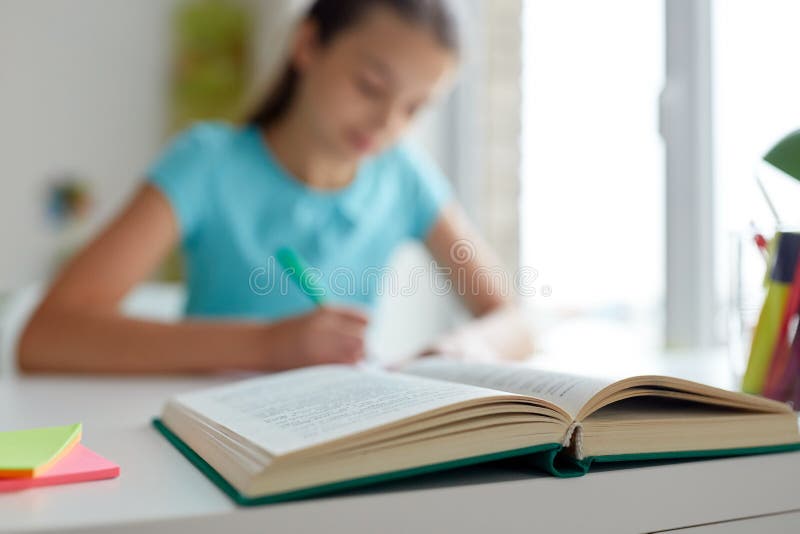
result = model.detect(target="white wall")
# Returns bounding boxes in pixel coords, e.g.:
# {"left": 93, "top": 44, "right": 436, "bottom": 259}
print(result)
{"left": 0, "top": 0, "right": 181, "bottom": 291}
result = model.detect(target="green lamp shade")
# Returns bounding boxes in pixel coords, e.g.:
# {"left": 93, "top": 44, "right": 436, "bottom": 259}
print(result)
{"left": 765, "top": 129, "right": 800, "bottom": 180}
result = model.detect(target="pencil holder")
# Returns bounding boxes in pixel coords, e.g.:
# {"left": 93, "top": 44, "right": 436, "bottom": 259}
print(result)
{"left": 741, "top": 229, "right": 800, "bottom": 404}
{"left": 727, "top": 230, "right": 769, "bottom": 388}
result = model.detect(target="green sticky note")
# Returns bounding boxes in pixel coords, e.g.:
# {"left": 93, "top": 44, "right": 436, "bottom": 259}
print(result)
{"left": 0, "top": 423, "right": 82, "bottom": 477}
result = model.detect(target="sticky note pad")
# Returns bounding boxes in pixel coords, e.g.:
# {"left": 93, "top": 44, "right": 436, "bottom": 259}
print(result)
{"left": 0, "top": 423, "right": 82, "bottom": 477}
{"left": 0, "top": 444, "right": 119, "bottom": 492}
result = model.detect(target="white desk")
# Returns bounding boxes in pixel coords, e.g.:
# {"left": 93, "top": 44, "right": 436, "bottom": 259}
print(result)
{"left": 2, "top": 349, "right": 800, "bottom": 534}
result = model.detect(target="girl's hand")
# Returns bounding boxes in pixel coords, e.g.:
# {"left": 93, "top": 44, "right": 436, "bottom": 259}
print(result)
{"left": 272, "top": 306, "right": 369, "bottom": 369}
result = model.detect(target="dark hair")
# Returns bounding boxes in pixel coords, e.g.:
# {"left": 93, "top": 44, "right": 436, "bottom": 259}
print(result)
{"left": 247, "top": 0, "right": 459, "bottom": 128}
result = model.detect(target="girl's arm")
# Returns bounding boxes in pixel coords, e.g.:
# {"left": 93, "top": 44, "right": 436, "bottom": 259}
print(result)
{"left": 421, "top": 203, "right": 534, "bottom": 361}
{"left": 18, "top": 184, "right": 367, "bottom": 374}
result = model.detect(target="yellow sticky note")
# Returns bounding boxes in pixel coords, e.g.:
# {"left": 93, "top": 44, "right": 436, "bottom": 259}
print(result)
{"left": 0, "top": 423, "right": 82, "bottom": 477}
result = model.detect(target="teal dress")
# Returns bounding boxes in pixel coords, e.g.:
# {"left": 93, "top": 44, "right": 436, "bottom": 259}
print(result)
{"left": 147, "top": 122, "right": 452, "bottom": 320}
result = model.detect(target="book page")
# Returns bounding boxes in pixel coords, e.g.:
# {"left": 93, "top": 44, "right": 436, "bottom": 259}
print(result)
{"left": 170, "top": 365, "right": 511, "bottom": 456}
{"left": 400, "top": 358, "right": 616, "bottom": 419}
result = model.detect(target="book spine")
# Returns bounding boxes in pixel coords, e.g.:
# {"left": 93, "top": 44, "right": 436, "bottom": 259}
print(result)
{"left": 562, "top": 422, "right": 584, "bottom": 460}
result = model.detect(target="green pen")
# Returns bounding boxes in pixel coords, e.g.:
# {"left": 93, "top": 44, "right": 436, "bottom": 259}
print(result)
{"left": 277, "top": 246, "right": 378, "bottom": 364}
{"left": 275, "top": 246, "right": 327, "bottom": 306}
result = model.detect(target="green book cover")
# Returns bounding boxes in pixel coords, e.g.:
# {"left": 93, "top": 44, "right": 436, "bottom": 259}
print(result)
{"left": 579, "top": 442, "right": 800, "bottom": 472}
{"left": 151, "top": 419, "right": 562, "bottom": 505}
{"left": 153, "top": 419, "right": 800, "bottom": 504}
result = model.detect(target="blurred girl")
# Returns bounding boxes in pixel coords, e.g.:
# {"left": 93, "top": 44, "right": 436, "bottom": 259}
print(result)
{"left": 19, "top": 0, "right": 532, "bottom": 373}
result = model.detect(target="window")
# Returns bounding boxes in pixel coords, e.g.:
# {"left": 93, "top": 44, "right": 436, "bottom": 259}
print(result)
{"left": 520, "top": 0, "right": 665, "bottom": 350}
{"left": 714, "top": 0, "right": 800, "bottom": 279}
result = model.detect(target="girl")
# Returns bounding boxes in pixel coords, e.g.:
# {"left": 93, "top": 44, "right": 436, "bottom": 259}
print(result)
{"left": 19, "top": 0, "right": 533, "bottom": 374}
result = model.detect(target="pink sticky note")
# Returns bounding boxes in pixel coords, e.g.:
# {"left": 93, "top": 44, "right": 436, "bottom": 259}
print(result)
{"left": 0, "top": 445, "right": 119, "bottom": 492}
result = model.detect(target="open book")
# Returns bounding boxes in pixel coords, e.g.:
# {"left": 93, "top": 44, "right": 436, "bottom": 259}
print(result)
{"left": 154, "top": 359, "right": 800, "bottom": 505}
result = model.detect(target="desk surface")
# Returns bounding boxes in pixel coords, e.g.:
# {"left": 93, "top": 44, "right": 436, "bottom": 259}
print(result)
{"left": 2, "top": 349, "right": 800, "bottom": 534}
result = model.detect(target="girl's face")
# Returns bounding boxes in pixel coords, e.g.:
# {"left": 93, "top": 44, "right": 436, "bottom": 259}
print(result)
{"left": 292, "top": 7, "right": 457, "bottom": 160}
